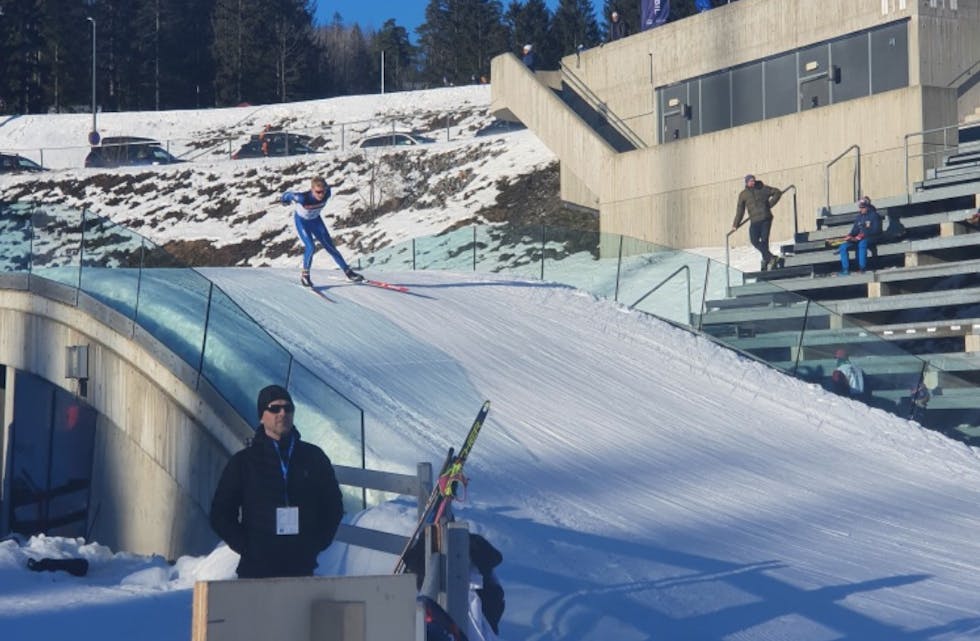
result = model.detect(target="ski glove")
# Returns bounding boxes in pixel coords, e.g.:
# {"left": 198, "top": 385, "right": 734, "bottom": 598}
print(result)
{"left": 280, "top": 191, "right": 294, "bottom": 205}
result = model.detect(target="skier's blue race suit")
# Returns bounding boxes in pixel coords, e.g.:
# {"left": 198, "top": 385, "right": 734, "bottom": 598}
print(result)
{"left": 281, "top": 188, "right": 351, "bottom": 273}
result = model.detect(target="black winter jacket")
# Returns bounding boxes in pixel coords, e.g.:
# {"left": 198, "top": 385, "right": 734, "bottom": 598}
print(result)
{"left": 210, "top": 427, "right": 344, "bottom": 578}
{"left": 733, "top": 181, "right": 782, "bottom": 227}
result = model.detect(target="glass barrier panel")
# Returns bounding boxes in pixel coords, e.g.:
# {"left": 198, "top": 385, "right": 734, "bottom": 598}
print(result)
{"left": 363, "top": 237, "right": 416, "bottom": 271}
{"left": 409, "top": 227, "right": 483, "bottom": 271}
{"left": 0, "top": 202, "right": 34, "bottom": 273}
{"left": 287, "top": 360, "right": 366, "bottom": 512}
{"left": 30, "top": 204, "right": 83, "bottom": 288}
{"left": 921, "top": 362, "right": 980, "bottom": 442}
{"left": 201, "top": 285, "right": 293, "bottom": 421}
{"left": 796, "top": 309, "right": 927, "bottom": 416}
{"left": 131, "top": 244, "right": 212, "bottom": 368}
{"left": 691, "top": 274, "right": 811, "bottom": 366}
{"left": 539, "top": 227, "right": 616, "bottom": 296}
{"left": 78, "top": 214, "right": 144, "bottom": 320}
{"left": 618, "top": 243, "right": 711, "bottom": 326}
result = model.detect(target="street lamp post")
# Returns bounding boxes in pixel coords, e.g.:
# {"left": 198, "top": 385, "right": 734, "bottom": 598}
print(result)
{"left": 86, "top": 17, "right": 99, "bottom": 145}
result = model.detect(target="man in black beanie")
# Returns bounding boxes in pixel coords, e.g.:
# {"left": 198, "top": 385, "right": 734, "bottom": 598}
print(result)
{"left": 210, "top": 384, "right": 344, "bottom": 578}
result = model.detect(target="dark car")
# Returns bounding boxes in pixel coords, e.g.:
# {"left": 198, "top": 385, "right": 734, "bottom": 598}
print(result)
{"left": 0, "top": 153, "right": 47, "bottom": 173}
{"left": 232, "top": 132, "right": 317, "bottom": 159}
{"left": 474, "top": 119, "right": 526, "bottom": 137}
{"left": 84, "top": 136, "right": 184, "bottom": 168}
{"left": 358, "top": 131, "right": 436, "bottom": 149}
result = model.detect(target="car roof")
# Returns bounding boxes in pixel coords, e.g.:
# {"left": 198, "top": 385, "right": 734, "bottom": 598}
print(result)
{"left": 99, "top": 136, "right": 161, "bottom": 145}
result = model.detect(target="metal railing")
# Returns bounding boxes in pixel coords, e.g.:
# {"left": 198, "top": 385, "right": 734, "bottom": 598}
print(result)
{"left": 903, "top": 123, "right": 961, "bottom": 194}
{"left": 0, "top": 106, "right": 481, "bottom": 170}
{"left": 825, "top": 144, "right": 861, "bottom": 211}
{"left": 558, "top": 61, "right": 647, "bottom": 150}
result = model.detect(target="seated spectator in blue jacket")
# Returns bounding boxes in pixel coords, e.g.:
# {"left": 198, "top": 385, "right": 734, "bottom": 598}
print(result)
{"left": 839, "top": 196, "right": 882, "bottom": 275}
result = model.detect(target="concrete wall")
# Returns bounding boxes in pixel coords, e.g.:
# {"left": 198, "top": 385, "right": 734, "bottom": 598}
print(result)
{"left": 491, "top": 0, "right": 980, "bottom": 249}
{"left": 0, "top": 283, "right": 249, "bottom": 558}
{"left": 192, "top": 574, "right": 418, "bottom": 641}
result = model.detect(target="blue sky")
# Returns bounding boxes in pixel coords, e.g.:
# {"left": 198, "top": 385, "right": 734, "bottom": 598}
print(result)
{"left": 314, "top": 1, "right": 606, "bottom": 39}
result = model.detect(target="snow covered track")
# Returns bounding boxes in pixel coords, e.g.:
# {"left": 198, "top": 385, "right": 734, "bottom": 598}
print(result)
{"left": 203, "top": 267, "right": 980, "bottom": 641}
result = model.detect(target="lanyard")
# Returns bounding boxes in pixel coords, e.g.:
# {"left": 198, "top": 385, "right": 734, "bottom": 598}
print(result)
{"left": 271, "top": 436, "right": 296, "bottom": 505}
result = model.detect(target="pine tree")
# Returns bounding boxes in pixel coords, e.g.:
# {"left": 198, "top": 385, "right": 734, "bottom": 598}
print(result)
{"left": 551, "top": 0, "right": 598, "bottom": 59}
{"left": 503, "top": 0, "right": 554, "bottom": 71}
{"left": 418, "top": 0, "right": 508, "bottom": 86}
{"left": 0, "top": 0, "right": 47, "bottom": 114}
{"left": 371, "top": 19, "right": 416, "bottom": 92}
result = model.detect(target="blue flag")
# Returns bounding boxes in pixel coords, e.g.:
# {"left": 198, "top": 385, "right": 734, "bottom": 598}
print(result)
{"left": 641, "top": 0, "right": 670, "bottom": 30}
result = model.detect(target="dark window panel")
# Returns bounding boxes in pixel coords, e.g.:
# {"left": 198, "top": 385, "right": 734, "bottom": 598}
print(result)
{"left": 831, "top": 33, "right": 871, "bottom": 103}
{"left": 870, "top": 22, "right": 909, "bottom": 95}
{"left": 699, "top": 72, "right": 731, "bottom": 134}
{"left": 732, "top": 62, "right": 764, "bottom": 127}
{"left": 764, "top": 53, "right": 798, "bottom": 119}
{"left": 799, "top": 43, "right": 830, "bottom": 111}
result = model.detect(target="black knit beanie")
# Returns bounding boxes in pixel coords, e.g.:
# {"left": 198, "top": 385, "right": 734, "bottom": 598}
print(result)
{"left": 257, "top": 384, "right": 292, "bottom": 419}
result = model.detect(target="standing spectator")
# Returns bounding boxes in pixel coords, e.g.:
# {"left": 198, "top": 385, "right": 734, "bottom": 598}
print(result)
{"left": 521, "top": 44, "right": 536, "bottom": 71}
{"left": 732, "top": 174, "right": 783, "bottom": 271}
{"left": 608, "top": 11, "right": 629, "bottom": 42}
{"left": 210, "top": 384, "right": 345, "bottom": 579}
{"left": 831, "top": 349, "right": 866, "bottom": 399}
{"left": 280, "top": 176, "right": 363, "bottom": 286}
{"left": 838, "top": 196, "right": 882, "bottom": 275}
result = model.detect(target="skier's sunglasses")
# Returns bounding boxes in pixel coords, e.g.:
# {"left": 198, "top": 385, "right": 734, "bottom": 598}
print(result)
{"left": 265, "top": 403, "right": 295, "bottom": 415}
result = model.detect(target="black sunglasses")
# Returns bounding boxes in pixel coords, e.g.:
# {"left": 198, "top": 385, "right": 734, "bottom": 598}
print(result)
{"left": 265, "top": 403, "right": 295, "bottom": 414}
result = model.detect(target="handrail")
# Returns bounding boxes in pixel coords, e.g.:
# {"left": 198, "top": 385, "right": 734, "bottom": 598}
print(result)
{"left": 724, "top": 224, "right": 744, "bottom": 297}
{"left": 784, "top": 184, "right": 799, "bottom": 238}
{"left": 628, "top": 264, "right": 691, "bottom": 324}
{"left": 948, "top": 57, "right": 980, "bottom": 91}
{"left": 903, "top": 123, "right": 959, "bottom": 195}
{"left": 825, "top": 145, "right": 860, "bottom": 211}
{"left": 558, "top": 61, "right": 647, "bottom": 150}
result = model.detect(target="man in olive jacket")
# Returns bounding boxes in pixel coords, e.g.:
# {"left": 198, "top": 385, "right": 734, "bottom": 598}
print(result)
{"left": 210, "top": 384, "right": 344, "bottom": 579}
{"left": 732, "top": 174, "right": 783, "bottom": 271}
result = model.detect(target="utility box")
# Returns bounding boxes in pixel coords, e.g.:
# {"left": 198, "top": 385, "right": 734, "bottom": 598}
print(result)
{"left": 192, "top": 574, "right": 419, "bottom": 641}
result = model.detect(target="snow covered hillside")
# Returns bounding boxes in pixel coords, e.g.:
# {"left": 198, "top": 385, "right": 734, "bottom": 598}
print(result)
{"left": 0, "top": 86, "right": 569, "bottom": 267}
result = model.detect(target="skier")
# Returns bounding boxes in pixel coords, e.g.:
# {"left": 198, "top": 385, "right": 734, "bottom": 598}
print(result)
{"left": 280, "top": 176, "right": 363, "bottom": 286}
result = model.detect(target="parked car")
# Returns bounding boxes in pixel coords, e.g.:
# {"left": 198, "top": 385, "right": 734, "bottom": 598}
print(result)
{"left": 358, "top": 131, "right": 436, "bottom": 149}
{"left": 232, "top": 132, "right": 317, "bottom": 159}
{"left": 84, "top": 136, "right": 184, "bottom": 168}
{"left": 0, "top": 153, "right": 47, "bottom": 173}
{"left": 474, "top": 119, "right": 526, "bottom": 137}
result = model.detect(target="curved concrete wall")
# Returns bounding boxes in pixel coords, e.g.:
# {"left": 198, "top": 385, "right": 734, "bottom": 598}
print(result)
{"left": 491, "top": 0, "right": 980, "bottom": 249}
{"left": 0, "top": 279, "right": 251, "bottom": 559}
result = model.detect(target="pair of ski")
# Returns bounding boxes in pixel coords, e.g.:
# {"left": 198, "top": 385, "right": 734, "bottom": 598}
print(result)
{"left": 307, "top": 275, "right": 410, "bottom": 303}
{"left": 393, "top": 400, "right": 491, "bottom": 575}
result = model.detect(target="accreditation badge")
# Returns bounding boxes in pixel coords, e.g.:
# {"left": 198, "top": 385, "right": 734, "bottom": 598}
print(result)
{"left": 276, "top": 506, "right": 299, "bottom": 535}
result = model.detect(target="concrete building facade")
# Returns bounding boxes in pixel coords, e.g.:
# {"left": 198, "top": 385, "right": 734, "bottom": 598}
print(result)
{"left": 491, "top": 0, "right": 980, "bottom": 250}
